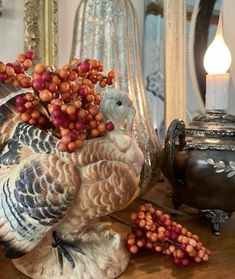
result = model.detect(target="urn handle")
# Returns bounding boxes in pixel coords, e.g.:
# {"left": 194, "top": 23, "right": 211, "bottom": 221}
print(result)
{"left": 164, "top": 119, "right": 186, "bottom": 186}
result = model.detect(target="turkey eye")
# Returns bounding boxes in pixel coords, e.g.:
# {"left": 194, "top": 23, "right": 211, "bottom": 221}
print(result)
{"left": 116, "top": 101, "right": 122, "bottom": 106}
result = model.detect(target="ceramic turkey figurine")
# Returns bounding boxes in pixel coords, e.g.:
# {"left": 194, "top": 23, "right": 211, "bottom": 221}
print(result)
{"left": 0, "top": 85, "right": 144, "bottom": 279}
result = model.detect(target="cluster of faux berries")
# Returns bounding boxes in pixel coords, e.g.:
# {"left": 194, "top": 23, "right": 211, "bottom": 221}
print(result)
{"left": 126, "top": 203, "right": 211, "bottom": 267}
{"left": 0, "top": 51, "right": 116, "bottom": 152}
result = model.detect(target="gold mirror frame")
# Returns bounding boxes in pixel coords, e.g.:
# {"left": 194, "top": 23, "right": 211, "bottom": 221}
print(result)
{"left": 24, "top": 0, "right": 58, "bottom": 67}
{"left": 164, "top": 0, "right": 187, "bottom": 129}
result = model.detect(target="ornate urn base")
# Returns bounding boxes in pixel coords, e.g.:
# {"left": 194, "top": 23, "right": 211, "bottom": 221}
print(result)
{"left": 12, "top": 222, "right": 129, "bottom": 279}
{"left": 164, "top": 110, "right": 235, "bottom": 235}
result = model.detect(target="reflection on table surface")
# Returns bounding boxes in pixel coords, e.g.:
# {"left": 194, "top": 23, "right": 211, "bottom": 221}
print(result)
{"left": 1, "top": 180, "right": 235, "bottom": 279}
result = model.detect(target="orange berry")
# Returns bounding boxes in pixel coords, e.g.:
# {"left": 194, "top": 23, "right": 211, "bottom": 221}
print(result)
{"left": 95, "top": 93, "right": 101, "bottom": 102}
{"left": 194, "top": 257, "right": 202, "bottom": 263}
{"left": 91, "top": 69, "right": 98, "bottom": 75}
{"left": 23, "top": 59, "right": 32, "bottom": 69}
{"left": 71, "top": 58, "right": 79, "bottom": 65}
{"left": 127, "top": 238, "right": 135, "bottom": 246}
{"left": 97, "top": 123, "right": 106, "bottom": 133}
{"left": 90, "top": 128, "right": 99, "bottom": 138}
{"left": 69, "top": 71, "right": 78, "bottom": 81}
{"left": 29, "top": 118, "right": 37, "bottom": 125}
{"left": 20, "top": 77, "right": 31, "bottom": 87}
{"left": 5, "top": 66, "right": 15, "bottom": 76}
{"left": 60, "top": 129, "right": 70, "bottom": 137}
{"left": 16, "top": 54, "right": 25, "bottom": 63}
{"left": 61, "top": 104, "right": 67, "bottom": 112}
{"left": 58, "top": 142, "right": 68, "bottom": 152}
{"left": 52, "top": 98, "right": 63, "bottom": 107}
{"left": 68, "top": 141, "right": 78, "bottom": 152}
{"left": 66, "top": 105, "right": 76, "bottom": 115}
{"left": 74, "top": 99, "right": 82, "bottom": 109}
{"left": 31, "top": 110, "right": 41, "bottom": 119}
{"left": 88, "top": 106, "right": 99, "bottom": 116}
{"left": 13, "top": 80, "right": 20, "bottom": 87}
{"left": 25, "top": 102, "right": 33, "bottom": 109}
{"left": 86, "top": 94, "right": 95, "bottom": 102}
{"left": 176, "top": 249, "right": 184, "bottom": 259}
{"left": 63, "top": 64, "right": 70, "bottom": 70}
{"left": 33, "top": 73, "right": 41, "bottom": 80}
{"left": 39, "top": 89, "right": 52, "bottom": 102}
{"left": 95, "top": 112, "right": 103, "bottom": 121}
{"left": 16, "top": 73, "right": 25, "bottom": 81}
{"left": 62, "top": 135, "right": 72, "bottom": 144}
{"left": 99, "top": 80, "right": 106, "bottom": 88}
{"left": 77, "top": 109, "right": 87, "bottom": 119}
{"left": 130, "top": 212, "right": 138, "bottom": 221}
{"left": 108, "top": 70, "right": 116, "bottom": 79}
{"left": 52, "top": 75, "right": 61, "bottom": 85}
{"left": 96, "top": 74, "right": 103, "bottom": 81}
{"left": 38, "top": 116, "right": 46, "bottom": 125}
{"left": 71, "top": 84, "right": 79, "bottom": 94}
{"left": 89, "top": 120, "right": 97, "bottom": 129}
{"left": 25, "top": 92, "right": 34, "bottom": 101}
{"left": 0, "top": 63, "right": 6, "bottom": 73}
{"left": 59, "top": 81, "right": 70, "bottom": 93}
{"left": 129, "top": 245, "right": 138, "bottom": 254}
{"left": 21, "top": 113, "right": 31, "bottom": 122}
{"left": 68, "top": 123, "right": 75, "bottom": 130}
{"left": 59, "top": 69, "right": 70, "bottom": 79}
{"left": 35, "top": 63, "right": 46, "bottom": 74}
{"left": 90, "top": 59, "right": 98, "bottom": 69}
{"left": 77, "top": 132, "right": 86, "bottom": 140}
{"left": 62, "top": 92, "right": 72, "bottom": 102}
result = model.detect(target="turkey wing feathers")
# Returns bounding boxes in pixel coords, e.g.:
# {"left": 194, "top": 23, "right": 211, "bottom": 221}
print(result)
{"left": 0, "top": 154, "right": 79, "bottom": 259}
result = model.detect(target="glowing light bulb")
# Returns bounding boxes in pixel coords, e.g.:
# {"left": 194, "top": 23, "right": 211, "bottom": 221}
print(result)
{"left": 203, "top": 35, "right": 231, "bottom": 75}
{"left": 204, "top": 6, "right": 232, "bottom": 112}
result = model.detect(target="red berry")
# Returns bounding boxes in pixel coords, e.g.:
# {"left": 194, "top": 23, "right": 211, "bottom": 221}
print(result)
{"left": 33, "top": 78, "right": 45, "bottom": 90}
{"left": 106, "top": 77, "right": 113, "bottom": 85}
{"left": 75, "top": 121, "right": 85, "bottom": 131}
{"left": 52, "top": 108, "right": 63, "bottom": 118}
{"left": 79, "top": 86, "right": 88, "bottom": 97}
{"left": 41, "top": 72, "right": 52, "bottom": 82}
{"left": 0, "top": 73, "right": 7, "bottom": 81}
{"left": 25, "top": 51, "right": 34, "bottom": 60}
{"left": 17, "top": 105, "right": 26, "bottom": 113}
{"left": 68, "top": 131, "right": 77, "bottom": 141}
{"left": 182, "top": 258, "right": 189, "bottom": 266}
{"left": 13, "top": 64, "right": 23, "bottom": 74}
{"left": 105, "top": 121, "right": 115, "bottom": 131}
{"left": 80, "top": 61, "right": 90, "bottom": 73}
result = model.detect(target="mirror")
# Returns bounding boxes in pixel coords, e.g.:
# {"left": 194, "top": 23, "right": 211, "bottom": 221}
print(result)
{"left": 143, "top": 0, "right": 223, "bottom": 140}
{"left": 0, "top": 0, "right": 58, "bottom": 67}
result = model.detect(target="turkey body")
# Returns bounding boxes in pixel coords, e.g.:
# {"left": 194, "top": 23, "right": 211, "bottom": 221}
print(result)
{"left": 0, "top": 91, "right": 144, "bottom": 259}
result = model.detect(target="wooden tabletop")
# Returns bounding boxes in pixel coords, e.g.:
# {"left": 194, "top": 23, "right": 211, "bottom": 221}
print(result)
{"left": 1, "top": 180, "right": 235, "bottom": 279}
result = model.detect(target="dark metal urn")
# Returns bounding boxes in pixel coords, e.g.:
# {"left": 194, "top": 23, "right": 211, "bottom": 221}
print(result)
{"left": 163, "top": 110, "right": 235, "bottom": 235}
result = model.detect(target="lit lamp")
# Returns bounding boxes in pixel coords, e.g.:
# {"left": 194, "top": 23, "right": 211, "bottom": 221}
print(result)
{"left": 203, "top": 16, "right": 232, "bottom": 112}
{"left": 163, "top": 9, "right": 235, "bottom": 235}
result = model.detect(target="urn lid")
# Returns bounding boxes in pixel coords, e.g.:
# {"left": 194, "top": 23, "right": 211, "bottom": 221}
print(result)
{"left": 187, "top": 110, "right": 235, "bottom": 134}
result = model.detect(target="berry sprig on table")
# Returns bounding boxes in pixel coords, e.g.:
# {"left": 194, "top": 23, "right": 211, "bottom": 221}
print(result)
{"left": 0, "top": 51, "right": 116, "bottom": 153}
{"left": 126, "top": 203, "right": 211, "bottom": 267}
